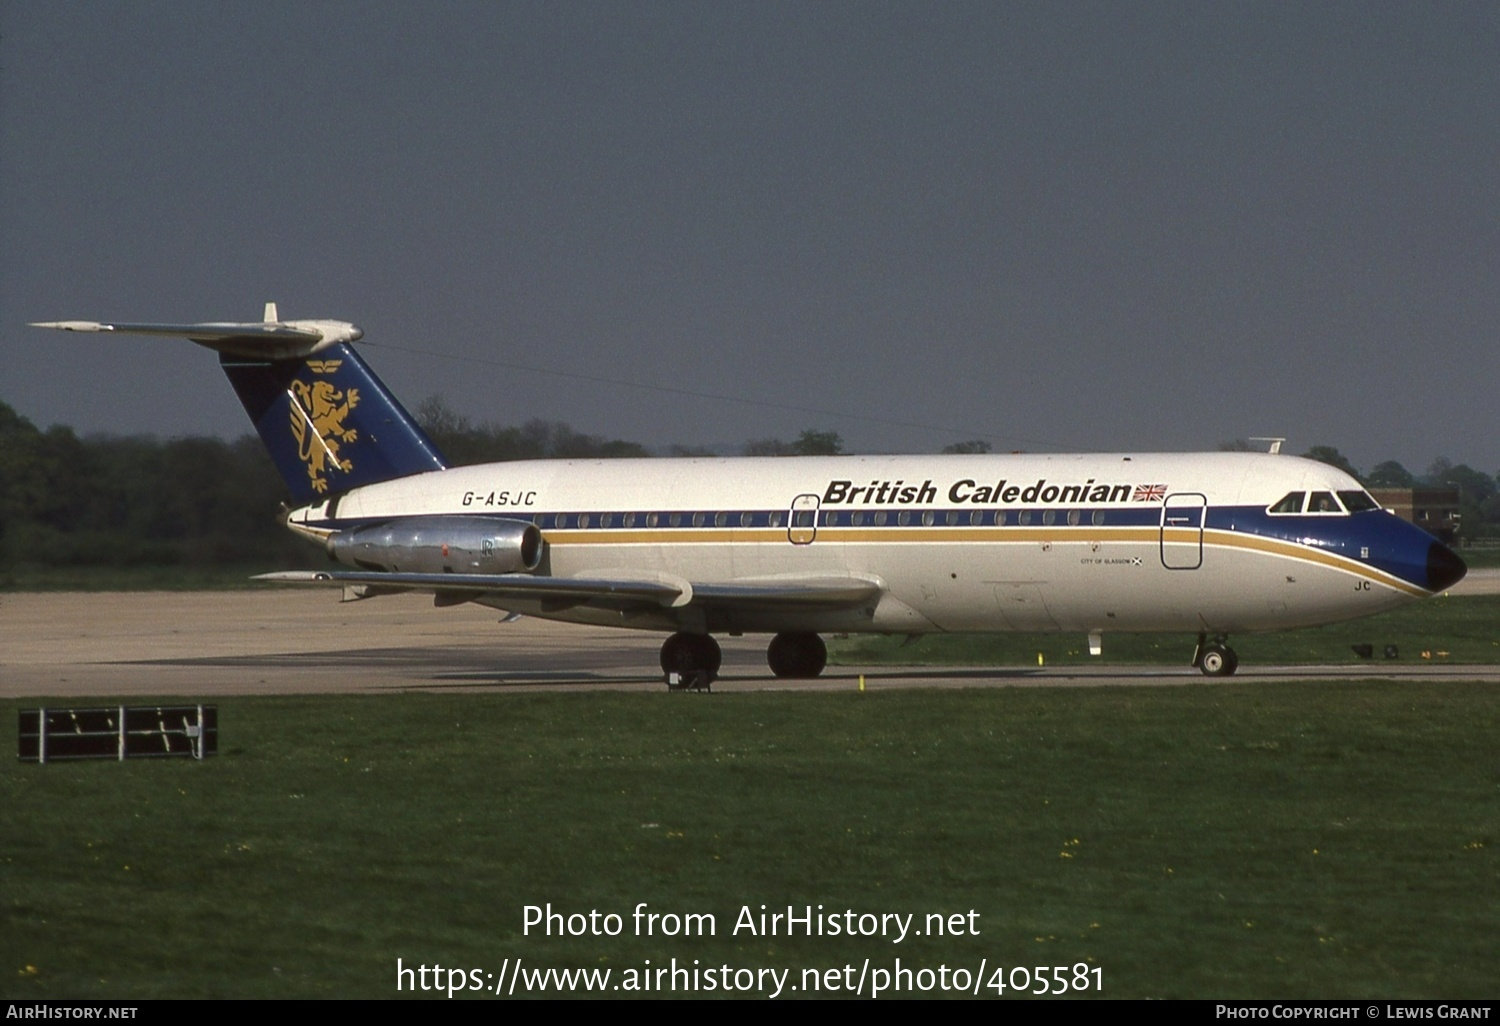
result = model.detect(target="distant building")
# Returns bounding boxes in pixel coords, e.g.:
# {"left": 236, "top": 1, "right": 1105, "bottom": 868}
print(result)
{"left": 1369, "top": 487, "right": 1461, "bottom": 544}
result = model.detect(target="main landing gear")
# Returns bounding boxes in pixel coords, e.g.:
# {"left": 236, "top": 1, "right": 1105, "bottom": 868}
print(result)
{"left": 661, "top": 632, "right": 721, "bottom": 691}
{"left": 658, "top": 630, "right": 829, "bottom": 689}
{"left": 1194, "top": 633, "right": 1239, "bottom": 677}
{"left": 766, "top": 632, "right": 827, "bottom": 679}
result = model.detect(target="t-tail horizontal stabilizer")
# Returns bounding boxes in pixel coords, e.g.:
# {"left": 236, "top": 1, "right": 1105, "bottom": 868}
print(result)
{"left": 34, "top": 305, "right": 447, "bottom": 504}
{"left": 31, "top": 306, "right": 363, "bottom": 361}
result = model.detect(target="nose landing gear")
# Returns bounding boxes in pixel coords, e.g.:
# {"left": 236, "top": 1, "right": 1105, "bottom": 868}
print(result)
{"left": 1194, "top": 633, "right": 1239, "bottom": 677}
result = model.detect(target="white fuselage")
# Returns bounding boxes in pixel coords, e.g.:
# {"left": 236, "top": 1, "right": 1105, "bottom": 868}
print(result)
{"left": 288, "top": 451, "right": 1441, "bottom": 638}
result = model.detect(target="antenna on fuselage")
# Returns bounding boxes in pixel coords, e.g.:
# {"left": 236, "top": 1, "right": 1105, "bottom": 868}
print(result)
{"left": 1250, "top": 437, "right": 1286, "bottom": 454}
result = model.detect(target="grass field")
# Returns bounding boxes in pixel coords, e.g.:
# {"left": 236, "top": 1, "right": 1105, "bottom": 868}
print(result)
{"left": 3, "top": 684, "right": 1497, "bottom": 999}
{"left": 831, "top": 595, "right": 1500, "bottom": 668}
{"left": 1461, "top": 546, "right": 1500, "bottom": 569}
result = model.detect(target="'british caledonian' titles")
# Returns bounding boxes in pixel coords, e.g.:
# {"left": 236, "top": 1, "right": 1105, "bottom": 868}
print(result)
{"left": 822, "top": 478, "right": 1148, "bottom": 506}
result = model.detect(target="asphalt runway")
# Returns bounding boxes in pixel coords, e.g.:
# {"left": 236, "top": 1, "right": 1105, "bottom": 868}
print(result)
{"left": 3, "top": 573, "right": 1497, "bottom": 699}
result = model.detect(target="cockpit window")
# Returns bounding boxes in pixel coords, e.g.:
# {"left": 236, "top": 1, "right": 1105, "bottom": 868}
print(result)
{"left": 1308, "top": 491, "right": 1340, "bottom": 514}
{"left": 1338, "top": 490, "right": 1379, "bottom": 513}
{"left": 1269, "top": 492, "right": 1305, "bottom": 514}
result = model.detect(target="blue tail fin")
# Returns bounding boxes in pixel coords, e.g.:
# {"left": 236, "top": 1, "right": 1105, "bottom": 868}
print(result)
{"left": 31, "top": 309, "right": 448, "bottom": 505}
{"left": 220, "top": 343, "right": 447, "bottom": 504}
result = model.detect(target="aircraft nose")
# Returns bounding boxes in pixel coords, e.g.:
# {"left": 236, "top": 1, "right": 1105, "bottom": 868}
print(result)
{"left": 1426, "top": 542, "right": 1467, "bottom": 592}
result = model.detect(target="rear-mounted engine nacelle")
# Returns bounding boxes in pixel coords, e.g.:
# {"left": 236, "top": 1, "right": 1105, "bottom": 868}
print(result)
{"left": 329, "top": 516, "right": 543, "bottom": 574}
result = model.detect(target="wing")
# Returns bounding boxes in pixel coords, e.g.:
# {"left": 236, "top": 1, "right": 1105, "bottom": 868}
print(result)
{"left": 256, "top": 569, "right": 884, "bottom": 615}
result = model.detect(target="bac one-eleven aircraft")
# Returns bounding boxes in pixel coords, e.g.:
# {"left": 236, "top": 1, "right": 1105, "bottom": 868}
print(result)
{"left": 35, "top": 307, "right": 1467, "bottom": 683}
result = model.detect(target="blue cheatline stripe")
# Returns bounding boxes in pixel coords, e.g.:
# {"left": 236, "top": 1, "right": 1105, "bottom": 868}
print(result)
{"left": 509, "top": 506, "right": 1164, "bottom": 530}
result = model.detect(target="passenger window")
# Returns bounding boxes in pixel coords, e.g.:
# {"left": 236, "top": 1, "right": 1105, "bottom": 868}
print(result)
{"left": 1269, "top": 492, "right": 1305, "bottom": 514}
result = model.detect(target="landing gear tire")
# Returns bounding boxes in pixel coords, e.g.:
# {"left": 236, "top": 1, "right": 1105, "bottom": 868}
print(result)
{"left": 661, "top": 632, "right": 721, "bottom": 690}
{"left": 767, "top": 632, "right": 827, "bottom": 679}
{"left": 1199, "top": 643, "right": 1239, "bottom": 677}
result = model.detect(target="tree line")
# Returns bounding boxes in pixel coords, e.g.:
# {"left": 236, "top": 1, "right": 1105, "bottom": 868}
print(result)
{"left": 0, "top": 397, "right": 662, "bottom": 576}
{"left": 3, "top": 396, "right": 1497, "bottom": 581}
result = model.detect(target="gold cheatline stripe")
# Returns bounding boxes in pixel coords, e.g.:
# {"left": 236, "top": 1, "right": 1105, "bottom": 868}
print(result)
{"left": 536, "top": 525, "right": 1428, "bottom": 595}
{"left": 1205, "top": 530, "right": 1427, "bottom": 597}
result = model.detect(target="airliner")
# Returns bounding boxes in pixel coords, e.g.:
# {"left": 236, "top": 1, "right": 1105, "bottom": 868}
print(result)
{"left": 33, "top": 307, "right": 1467, "bottom": 683}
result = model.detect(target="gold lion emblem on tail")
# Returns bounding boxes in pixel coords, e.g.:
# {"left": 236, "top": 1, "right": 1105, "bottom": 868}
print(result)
{"left": 289, "top": 378, "right": 360, "bottom": 493}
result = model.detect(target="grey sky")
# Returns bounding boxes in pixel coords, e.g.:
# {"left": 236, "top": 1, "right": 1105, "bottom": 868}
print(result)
{"left": 3, "top": 2, "right": 1497, "bottom": 474}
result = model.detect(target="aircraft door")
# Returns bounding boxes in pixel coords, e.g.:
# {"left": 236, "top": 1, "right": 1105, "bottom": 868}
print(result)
{"left": 788, "top": 494, "right": 820, "bottom": 545}
{"left": 1160, "top": 493, "right": 1206, "bottom": 570}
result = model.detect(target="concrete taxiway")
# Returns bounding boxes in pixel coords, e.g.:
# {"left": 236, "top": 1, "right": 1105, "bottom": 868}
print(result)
{"left": 2, "top": 579, "right": 1496, "bottom": 699}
